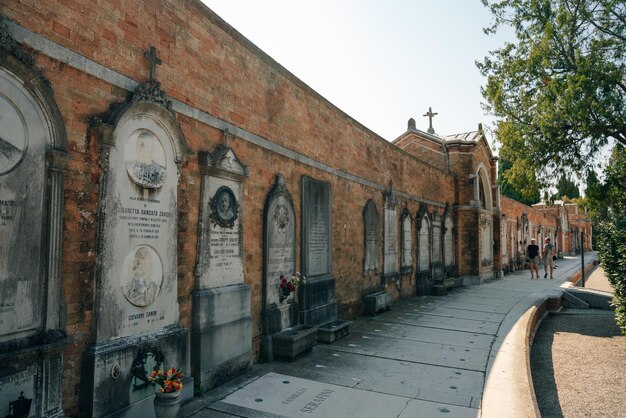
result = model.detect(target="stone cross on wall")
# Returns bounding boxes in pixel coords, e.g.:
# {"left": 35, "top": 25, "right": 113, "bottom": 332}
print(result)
{"left": 144, "top": 46, "right": 162, "bottom": 81}
{"left": 423, "top": 107, "right": 438, "bottom": 134}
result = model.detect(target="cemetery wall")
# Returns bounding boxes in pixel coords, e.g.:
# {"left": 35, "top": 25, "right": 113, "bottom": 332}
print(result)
{"left": 1, "top": 1, "right": 592, "bottom": 415}
{"left": 2, "top": 1, "right": 456, "bottom": 414}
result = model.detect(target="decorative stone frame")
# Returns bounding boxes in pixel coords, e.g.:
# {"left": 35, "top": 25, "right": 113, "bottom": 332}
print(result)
{"left": 83, "top": 80, "right": 190, "bottom": 417}
{"left": 0, "top": 23, "right": 68, "bottom": 418}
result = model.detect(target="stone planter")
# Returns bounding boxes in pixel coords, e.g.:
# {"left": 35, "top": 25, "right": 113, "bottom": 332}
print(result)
{"left": 317, "top": 320, "right": 352, "bottom": 343}
{"left": 364, "top": 291, "right": 392, "bottom": 315}
{"left": 272, "top": 325, "right": 319, "bottom": 360}
{"left": 153, "top": 391, "right": 181, "bottom": 418}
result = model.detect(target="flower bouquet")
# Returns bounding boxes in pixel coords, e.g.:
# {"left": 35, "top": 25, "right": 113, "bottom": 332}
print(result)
{"left": 148, "top": 368, "right": 183, "bottom": 393}
{"left": 279, "top": 272, "right": 305, "bottom": 303}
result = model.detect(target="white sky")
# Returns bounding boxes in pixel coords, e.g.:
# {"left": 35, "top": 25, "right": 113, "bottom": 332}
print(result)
{"left": 201, "top": 0, "right": 513, "bottom": 143}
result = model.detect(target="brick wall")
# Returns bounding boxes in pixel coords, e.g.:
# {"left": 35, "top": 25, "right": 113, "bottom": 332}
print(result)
{"left": 1, "top": 1, "right": 458, "bottom": 413}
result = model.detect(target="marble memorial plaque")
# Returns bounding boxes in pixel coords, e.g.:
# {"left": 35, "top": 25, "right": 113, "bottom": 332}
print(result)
{"left": 363, "top": 200, "right": 379, "bottom": 273}
{"left": 95, "top": 107, "right": 180, "bottom": 342}
{"left": 195, "top": 146, "right": 248, "bottom": 289}
{"left": 444, "top": 216, "right": 454, "bottom": 268}
{"left": 418, "top": 217, "right": 430, "bottom": 271}
{"left": 481, "top": 217, "right": 493, "bottom": 263}
{"left": 265, "top": 182, "right": 296, "bottom": 306}
{"left": 302, "top": 177, "right": 331, "bottom": 279}
{"left": 0, "top": 71, "right": 49, "bottom": 343}
{"left": 432, "top": 225, "right": 441, "bottom": 264}
{"left": 401, "top": 214, "right": 413, "bottom": 270}
{"left": 383, "top": 204, "right": 398, "bottom": 276}
{"left": 202, "top": 181, "right": 244, "bottom": 288}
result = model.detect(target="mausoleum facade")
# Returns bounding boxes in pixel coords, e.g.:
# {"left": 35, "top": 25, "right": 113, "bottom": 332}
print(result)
{"left": 0, "top": 1, "right": 592, "bottom": 416}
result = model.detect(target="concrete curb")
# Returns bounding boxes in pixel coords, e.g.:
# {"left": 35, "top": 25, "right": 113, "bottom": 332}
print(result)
{"left": 481, "top": 259, "right": 598, "bottom": 418}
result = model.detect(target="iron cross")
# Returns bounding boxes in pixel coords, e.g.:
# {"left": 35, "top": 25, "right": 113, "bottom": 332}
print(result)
{"left": 423, "top": 107, "right": 438, "bottom": 134}
{"left": 144, "top": 46, "right": 162, "bottom": 81}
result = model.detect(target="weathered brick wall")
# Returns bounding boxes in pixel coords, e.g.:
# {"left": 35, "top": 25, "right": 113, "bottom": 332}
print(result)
{"left": 2, "top": 1, "right": 459, "bottom": 414}
{"left": 392, "top": 133, "right": 448, "bottom": 170}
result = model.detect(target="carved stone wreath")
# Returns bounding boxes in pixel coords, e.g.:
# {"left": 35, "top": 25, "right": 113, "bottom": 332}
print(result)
{"left": 209, "top": 186, "right": 239, "bottom": 228}
{"left": 130, "top": 344, "right": 164, "bottom": 392}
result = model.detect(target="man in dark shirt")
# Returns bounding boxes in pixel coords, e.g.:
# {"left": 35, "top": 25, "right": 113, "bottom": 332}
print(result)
{"left": 527, "top": 238, "right": 540, "bottom": 279}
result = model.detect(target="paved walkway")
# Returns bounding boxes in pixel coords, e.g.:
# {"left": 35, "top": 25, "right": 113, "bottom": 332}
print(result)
{"left": 180, "top": 254, "right": 596, "bottom": 418}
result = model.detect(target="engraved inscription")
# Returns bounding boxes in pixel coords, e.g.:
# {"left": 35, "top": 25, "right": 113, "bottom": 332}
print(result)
{"left": 210, "top": 228, "right": 240, "bottom": 272}
{"left": 304, "top": 181, "right": 330, "bottom": 277}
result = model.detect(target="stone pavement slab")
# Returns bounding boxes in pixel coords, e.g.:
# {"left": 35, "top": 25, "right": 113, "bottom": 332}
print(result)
{"left": 321, "top": 330, "right": 489, "bottom": 371}
{"left": 350, "top": 319, "right": 494, "bottom": 349}
{"left": 375, "top": 310, "right": 501, "bottom": 335}
{"left": 418, "top": 307, "right": 505, "bottom": 323}
{"left": 266, "top": 348, "right": 483, "bottom": 407}
{"left": 210, "top": 372, "right": 478, "bottom": 418}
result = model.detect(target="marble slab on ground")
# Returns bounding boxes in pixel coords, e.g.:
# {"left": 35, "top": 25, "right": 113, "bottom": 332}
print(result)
{"left": 267, "top": 346, "right": 484, "bottom": 407}
{"left": 212, "top": 372, "right": 478, "bottom": 418}
{"left": 350, "top": 319, "right": 494, "bottom": 349}
{"left": 373, "top": 310, "right": 501, "bottom": 335}
{"left": 321, "top": 331, "right": 489, "bottom": 371}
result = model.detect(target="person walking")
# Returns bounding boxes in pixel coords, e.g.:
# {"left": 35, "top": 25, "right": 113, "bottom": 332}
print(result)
{"left": 527, "top": 238, "right": 540, "bottom": 279}
{"left": 543, "top": 237, "right": 555, "bottom": 279}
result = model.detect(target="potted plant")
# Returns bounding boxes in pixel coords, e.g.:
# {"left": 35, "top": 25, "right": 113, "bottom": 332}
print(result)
{"left": 278, "top": 272, "right": 305, "bottom": 303}
{"left": 148, "top": 368, "right": 184, "bottom": 418}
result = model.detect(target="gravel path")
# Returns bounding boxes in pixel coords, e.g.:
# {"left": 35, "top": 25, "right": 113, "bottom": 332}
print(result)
{"left": 531, "top": 310, "right": 626, "bottom": 418}
{"left": 583, "top": 267, "right": 614, "bottom": 293}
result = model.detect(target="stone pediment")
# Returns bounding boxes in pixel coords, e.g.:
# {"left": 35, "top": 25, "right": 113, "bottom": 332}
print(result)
{"left": 200, "top": 146, "right": 249, "bottom": 180}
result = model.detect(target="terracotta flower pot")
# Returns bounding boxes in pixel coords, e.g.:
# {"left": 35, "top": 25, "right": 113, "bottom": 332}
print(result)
{"left": 153, "top": 391, "right": 181, "bottom": 418}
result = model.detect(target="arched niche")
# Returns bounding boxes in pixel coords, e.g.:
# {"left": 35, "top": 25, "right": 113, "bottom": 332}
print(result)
{"left": 475, "top": 163, "right": 493, "bottom": 211}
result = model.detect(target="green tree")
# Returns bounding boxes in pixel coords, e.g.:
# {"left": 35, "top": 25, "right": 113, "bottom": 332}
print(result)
{"left": 478, "top": 0, "right": 626, "bottom": 183}
{"left": 582, "top": 169, "right": 608, "bottom": 220}
{"left": 593, "top": 145, "right": 626, "bottom": 334}
{"left": 553, "top": 175, "right": 580, "bottom": 200}
{"left": 498, "top": 158, "right": 541, "bottom": 205}
{"left": 603, "top": 144, "right": 626, "bottom": 216}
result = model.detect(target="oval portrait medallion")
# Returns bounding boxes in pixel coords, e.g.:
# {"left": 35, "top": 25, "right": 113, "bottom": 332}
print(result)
{"left": 0, "top": 94, "right": 27, "bottom": 176}
{"left": 121, "top": 245, "right": 163, "bottom": 307}
{"left": 124, "top": 129, "right": 167, "bottom": 189}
